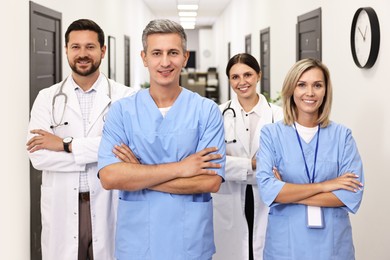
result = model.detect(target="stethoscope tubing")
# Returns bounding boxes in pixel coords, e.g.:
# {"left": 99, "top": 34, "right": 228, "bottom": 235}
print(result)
{"left": 222, "top": 99, "right": 274, "bottom": 144}
{"left": 222, "top": 101, "right": 237, "bottom": 143}
{"left": 51, "top": 75, "right": 111, "bottom": 129}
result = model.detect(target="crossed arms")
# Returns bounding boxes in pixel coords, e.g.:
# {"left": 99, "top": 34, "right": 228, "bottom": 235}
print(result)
{"left": 99, "top": 144, "right": 223, "bottom": 194}
{"left": 272, "top": 167, "right": 363, "bottom": 207}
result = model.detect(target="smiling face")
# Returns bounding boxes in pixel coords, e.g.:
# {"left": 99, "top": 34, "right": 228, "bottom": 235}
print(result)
{"left": 228, "top": 63, "right": 260, "bottom": 100}
{"left": 293, "top": 67, "right": 326, "bottom": 125}
{"left": 141, "top": 33, "right": 189, "bottom": 89}
{"left": 66, "top": 30, "right": 105, "bottom": 78}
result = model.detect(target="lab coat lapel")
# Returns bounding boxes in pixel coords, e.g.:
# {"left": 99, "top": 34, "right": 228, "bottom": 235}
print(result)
{"left": 62, "top": 77, "right": 82, "bottom": 119}
{"left": 250, "top": 96, "right": 273, "bottom": 159}
{"left": 86, "top": 78, "right": 111, "bottom": 135}
{"left": 231, "top": 98, "right": 250, "bottom": 156}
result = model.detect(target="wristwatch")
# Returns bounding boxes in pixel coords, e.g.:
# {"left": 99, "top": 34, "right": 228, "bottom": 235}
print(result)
{"left": 63, "top": 136, "right": 73, "bottom": 153}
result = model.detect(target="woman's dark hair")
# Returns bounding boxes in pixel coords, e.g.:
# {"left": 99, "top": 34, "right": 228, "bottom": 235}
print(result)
{"left": 226, "top": 53, "right": 261, "bottom": 77}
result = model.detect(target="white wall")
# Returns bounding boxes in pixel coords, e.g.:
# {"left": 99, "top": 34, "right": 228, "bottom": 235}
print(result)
{"left": 198, "top": 28, "right": 215, "bottom": 72}
{"left": 1, "top": 1, "right": 30, "bottom": 259}
{"left": 214, "top": 0, "right": 390, "bottom": 259}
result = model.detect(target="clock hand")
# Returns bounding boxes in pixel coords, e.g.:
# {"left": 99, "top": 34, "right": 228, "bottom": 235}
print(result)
{"left": 364, "top": 25, "right": 367, "bottom": 38}
{"left": 357, "top": 26, "right": 366, "bottom": 41}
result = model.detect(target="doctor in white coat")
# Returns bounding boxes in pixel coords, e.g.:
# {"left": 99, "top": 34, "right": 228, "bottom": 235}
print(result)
{"left": 213, "top": 53, "right": 283, "bottom": 260}
{"left": 26, "top": 19, "right": 135, "bottom": 260}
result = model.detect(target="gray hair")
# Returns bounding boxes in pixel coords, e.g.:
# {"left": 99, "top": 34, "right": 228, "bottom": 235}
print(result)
{"left": 142, "top": 19, "right": 187, "bottom": 52}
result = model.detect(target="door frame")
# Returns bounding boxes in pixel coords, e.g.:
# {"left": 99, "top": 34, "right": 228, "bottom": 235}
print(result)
{"left": 260, "top": 27, "right": 271, "bottom": 98}
{"left": 29, "top": 2, "right": 62, "bottom": 259}
{"left": 296, "top": 8, "right": 322, "bottom": 61}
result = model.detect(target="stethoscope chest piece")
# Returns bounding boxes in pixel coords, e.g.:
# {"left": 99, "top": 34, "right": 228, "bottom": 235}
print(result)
{"left": 222, "top": 101, "right": 237, "bottom": 144}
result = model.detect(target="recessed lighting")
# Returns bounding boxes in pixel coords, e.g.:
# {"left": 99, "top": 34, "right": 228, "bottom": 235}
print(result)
{"left": 181, "top": 22, "right": 196, "bottom": 29}
{"left": 180, "top": 17, "right": 196, "bottom": 22}
{"left": 178, "top": 11, "right": 197, "bottom": 17}
{"left": 177, "top": 4, "right": 198, "bottom": 11}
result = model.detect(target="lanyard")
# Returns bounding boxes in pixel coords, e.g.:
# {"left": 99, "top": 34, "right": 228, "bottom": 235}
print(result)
{"left": 294, "top": 123, "right": 320, "bottom": 183}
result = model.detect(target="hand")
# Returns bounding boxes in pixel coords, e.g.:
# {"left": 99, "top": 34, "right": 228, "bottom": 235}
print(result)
{"left": 26, "top": 129, "right": 63, "bottom": 153}
{"left": 113, "top": 143, "right": 140, "bottom": 164}
{"left": 251, "top": 158, "right": 256, "bottom": 171}
{"left": 320, "top": 173, "right": 363, "bottom": 193}
{"left": 177, "top": 147, "right": 222, "bottom": 178}
{"left": 273, "top": 166, "right": 282, "bottom": 181}
{"left": 357, "top": 26, "right": 367, "bottom": 41}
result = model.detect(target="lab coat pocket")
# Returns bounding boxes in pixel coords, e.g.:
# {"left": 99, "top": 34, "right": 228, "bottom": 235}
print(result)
{"left": 215, "top": 181, "right": 234, "bottom": 194}
{"left": 264, "top": 214, "right": 292, "bottom": 259}
{"left": 115, "top": 199, "right": 150, "bottom": 259}
{"left": 184, "top": 199, "right": 215, "bottom": 259}
{"left": 212, "top": 192, "right": 234, "bottom": 228}
{"left": 40, "top": 185, "right": 53, "bottom": 238}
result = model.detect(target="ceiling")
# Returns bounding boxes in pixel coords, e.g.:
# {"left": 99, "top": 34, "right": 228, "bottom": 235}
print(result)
{"left": 142, "top": 0, "right": 231, "bottom": 28}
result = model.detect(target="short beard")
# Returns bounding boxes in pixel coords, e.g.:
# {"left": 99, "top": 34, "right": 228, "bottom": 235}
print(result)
{"left": 69, "top": 59, "right": 101, "bottom": 77}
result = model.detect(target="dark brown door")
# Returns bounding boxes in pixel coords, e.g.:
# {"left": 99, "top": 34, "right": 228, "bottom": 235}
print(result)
{"left": 260, "top": 27, "right": 271, "bottom": 98}
{"left": 30, "top": 2, "right": 62, "bottom": 259}
{"left": 124, "top": 35, "right": 130, "bottom": 86}
{"left": 227, "top": 42, "right": 231, "bottom": 100}
{"left": 297, "top": 8, "right": 322, "bottom": 61}
{"left": 245, "top": 34, "right": 252, "bottom": 54}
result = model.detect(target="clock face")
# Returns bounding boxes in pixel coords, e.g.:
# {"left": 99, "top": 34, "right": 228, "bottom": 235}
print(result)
{"left": 354, "top": 10, "right": 371, "bottom": 66}
{"left": 350, "top": 7, "right": 380, "bottom": 68}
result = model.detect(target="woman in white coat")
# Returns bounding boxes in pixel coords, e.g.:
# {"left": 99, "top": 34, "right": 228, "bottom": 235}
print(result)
{"left": 213, "top": 53, "right": 283, "bottom": 260}
{"left": 26, "top": 19, "right": 135, "bottom": 260}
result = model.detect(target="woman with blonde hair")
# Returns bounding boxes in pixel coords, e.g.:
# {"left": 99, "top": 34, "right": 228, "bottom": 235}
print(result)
{"left": 256, "top": 58, "right": 364, "bottom": 259}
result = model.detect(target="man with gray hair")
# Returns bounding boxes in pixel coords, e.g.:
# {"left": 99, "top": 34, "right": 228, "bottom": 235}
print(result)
{"left": 98, "top": 19, "right": 226, "bottom": 259}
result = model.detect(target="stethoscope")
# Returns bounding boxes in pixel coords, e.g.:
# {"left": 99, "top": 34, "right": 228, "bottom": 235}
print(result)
{"left": 222, "top": 100, "right": 274, "bottom": 143}
{"left": 50, "top": 75, "right": 112, "bottom": 129}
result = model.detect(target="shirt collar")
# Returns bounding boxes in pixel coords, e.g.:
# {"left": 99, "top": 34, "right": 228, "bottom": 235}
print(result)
{"left": 70, "top": 74, "right": 101, "bottom": 93}
{"left": 238, "top": 94, "right": 263, "bottom": 117}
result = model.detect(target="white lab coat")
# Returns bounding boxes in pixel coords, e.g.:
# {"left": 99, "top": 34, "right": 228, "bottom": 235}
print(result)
{"left": 27, "top": 74, "right": 136, "bottom": 260}
{"left": 213, "top": 94, "right": 283, "bottom": 260}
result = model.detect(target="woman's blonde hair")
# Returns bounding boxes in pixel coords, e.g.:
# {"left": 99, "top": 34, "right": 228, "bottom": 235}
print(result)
{"left": 281, "top": 58, "right": 332, "bottom": 127}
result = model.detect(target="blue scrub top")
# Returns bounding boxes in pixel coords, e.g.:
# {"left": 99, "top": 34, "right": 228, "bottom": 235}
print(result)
{"left": 98, "top": 88, "right": 226, "bottom": 260}
{"left": 256, "top": 121, "right": 364, "bottom": 260}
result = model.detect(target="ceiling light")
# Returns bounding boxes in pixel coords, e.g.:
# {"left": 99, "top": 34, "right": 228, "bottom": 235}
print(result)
{"left": 178, "top": 11, "right": 197, "bottom": 17}
{"left": 181, "top": 22, "right": 196, "bottom": 29}
{"left": 177, "top": 4, "right": 198, "bottom": 11}
{"left": 180, "top": 17, "right": 196, "bottom": 22}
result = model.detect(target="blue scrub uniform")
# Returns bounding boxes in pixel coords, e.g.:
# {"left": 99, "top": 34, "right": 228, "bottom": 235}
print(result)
{"left": 98, "top": 88, "right": 226, "bottom": 260}
{"left": 256, "top": 121, "right": 364, "bottom": 260}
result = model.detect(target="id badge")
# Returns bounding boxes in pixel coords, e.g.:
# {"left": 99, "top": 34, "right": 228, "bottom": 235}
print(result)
{"left": 306, "top": 206, "right": 324, "bottom": 229}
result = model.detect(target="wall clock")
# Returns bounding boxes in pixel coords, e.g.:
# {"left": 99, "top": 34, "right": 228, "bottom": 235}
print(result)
{"left": 203, "top": 49, "right": 211, "bottom": 58}
{"left": 350, "top": 7, "right": 380, "bottom": 69}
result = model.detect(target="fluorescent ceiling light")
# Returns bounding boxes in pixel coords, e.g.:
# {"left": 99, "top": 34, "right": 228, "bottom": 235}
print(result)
{"left": 181, "top": 23, "right": 196, "bottom": 29}
{"left": 180, "top": 17, "right": 196, "bottom": 22}
{"left": 177, "top": 4, "right": 198, "bottom": 11}
{"left": 181, "top": 21, "right": 195, "bottom": 26}
{"left": 179, "top": 11, "right": 197, "bottom": 17}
